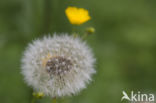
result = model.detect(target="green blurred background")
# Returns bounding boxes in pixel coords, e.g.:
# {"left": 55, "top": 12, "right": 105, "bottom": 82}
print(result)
{"left": 0, "top": 0, "right": 156, "bottom": 103}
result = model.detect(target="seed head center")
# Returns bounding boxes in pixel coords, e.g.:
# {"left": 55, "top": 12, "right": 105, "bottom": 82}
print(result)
{"left": 45, "top": 56, "right": 72, "bottom": 75}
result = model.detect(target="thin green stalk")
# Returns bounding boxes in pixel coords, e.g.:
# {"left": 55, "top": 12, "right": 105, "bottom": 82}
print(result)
{"left": 31, "top": 97, "right": 37, "bottom": 103}
{"left": 52, "top": 97, "right": 57, "bottom": 103}
{"left": 71, "top": 25, "right": 79, "bottom": 38}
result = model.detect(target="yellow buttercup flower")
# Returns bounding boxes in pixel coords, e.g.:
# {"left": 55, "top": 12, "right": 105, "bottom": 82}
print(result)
{"left": 65, "top": 6, "right": 91, "bottom": 25}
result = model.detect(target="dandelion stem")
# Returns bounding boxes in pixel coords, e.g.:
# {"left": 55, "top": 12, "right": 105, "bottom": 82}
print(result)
{"left": 52, "top": 97, "right": 57, "bottom": 103}
{"left": 31, "top": 97, "right": 36, "bottom": 103}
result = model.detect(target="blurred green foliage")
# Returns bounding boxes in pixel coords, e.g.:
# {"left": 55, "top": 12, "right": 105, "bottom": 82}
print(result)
{"left": 0, "top": 0, "right": 156, "bottom": 103}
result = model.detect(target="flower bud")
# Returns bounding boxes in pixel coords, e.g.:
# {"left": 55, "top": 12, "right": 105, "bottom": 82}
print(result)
{"left": 86, "top": 27, "right": 95, "bottom": 34}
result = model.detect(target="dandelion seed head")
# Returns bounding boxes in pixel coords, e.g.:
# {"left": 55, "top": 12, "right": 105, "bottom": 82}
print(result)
{"left": 21, "top": 34, "right": 96, "bottom": 97}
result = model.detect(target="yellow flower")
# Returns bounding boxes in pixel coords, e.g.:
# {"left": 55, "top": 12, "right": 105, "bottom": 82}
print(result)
{"left": 65, "top": 6, "right": 91, "bottom": 25}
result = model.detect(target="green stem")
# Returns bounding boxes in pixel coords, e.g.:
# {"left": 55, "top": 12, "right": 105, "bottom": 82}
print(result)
{"left": 71, "top": 25, "right": 76, "bottom": 34}
{"left": 71, "top": 25, "right": 79, "bottom": 38}
{"left": 31, "top": 97, "right": 36, "bottom": 103}
{"left": 52, "top": 97, "right": 57, "bottom": 103}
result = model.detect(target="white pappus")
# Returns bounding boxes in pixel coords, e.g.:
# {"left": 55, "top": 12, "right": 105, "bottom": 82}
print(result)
{"left": 21, "top": 34, "right": 96, "bottom": 97}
